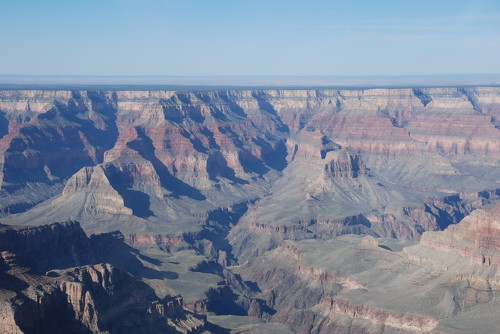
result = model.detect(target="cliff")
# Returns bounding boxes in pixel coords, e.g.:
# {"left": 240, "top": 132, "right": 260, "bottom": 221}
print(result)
{"left": 0, "top": 222, "right": 212, "bottom": 334}
{"left": 0, "top": 221, "right": 92, "bottom": 272}
{"left": 417, "top": 204, "right": 500, "bottom": 266}
{"left": 0, "top": 88, "right": 498, "bottom": 236}
{"left": 235, "top": 206, "right": 500, "bottom": 333}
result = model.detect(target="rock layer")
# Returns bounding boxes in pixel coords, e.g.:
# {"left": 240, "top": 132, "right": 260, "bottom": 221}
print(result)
{"left": 0, "top": 87, "right": 499, "bottom": 236}
{"left": 418, "top": 204, "right": 500, "bottom": 265}
{"left": 0, "top": 222, "right": 211, "bottom": 333}
{"left": 0, "top": 87, "right": 499, "bottom": 333}
{"left": 235, "top": 207, "right": 500, "bottom": 333}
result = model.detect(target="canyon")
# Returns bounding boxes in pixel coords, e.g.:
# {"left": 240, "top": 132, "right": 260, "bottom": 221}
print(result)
{"left": 0, "top": 87, "right": 499, "bottom": 333}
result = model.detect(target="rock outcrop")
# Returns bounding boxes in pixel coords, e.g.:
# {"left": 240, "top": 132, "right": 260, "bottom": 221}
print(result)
{"left": 417, "top": 204, "right": 500, "bottom": 265}
{"left": 233, "top": 207, "right": 500, "bottom": 333}
{"left": 0, "top": 222, "right": 211, "bottom": 334}
{"left": 0, "top": 221, "right": 92, "bottom": 272}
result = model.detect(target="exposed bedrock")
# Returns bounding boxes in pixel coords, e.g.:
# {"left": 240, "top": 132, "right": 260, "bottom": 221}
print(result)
{"left": 1, "top": 263, "right": 208, "bottom": 334}
{"left": 0, "top": 221, "right": 92, "bottom": 272}
{"left": 0, "top": 222, "right": 213, "bottom": 334}
{"left": 228, "top": 128, "right": 497, "bottom": 262}
{"left": 407, "top": 203, "right": 500, "bottom": 268}
{"left": 233, "top": 206, "right": 500, "bottom": 334}
{"left": 0, "top": 88, "right": 499, "bottom": 228}
{"left": 0, "top": 87, "right": 499, "bottom": 333}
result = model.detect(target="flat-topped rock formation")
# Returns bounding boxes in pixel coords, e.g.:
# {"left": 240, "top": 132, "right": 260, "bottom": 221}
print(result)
{"left": 0, "top": 221, "right": 92, "bottom": 272}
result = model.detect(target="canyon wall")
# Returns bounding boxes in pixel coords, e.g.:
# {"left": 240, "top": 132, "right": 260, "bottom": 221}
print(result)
{"left": 0, "top": 87, "right": 498, "bottom": 239}
{"left": 235, "top": 205, "right": 500, "bottom": 333}
{"left": 0, "top": 221, "right": 211, "bottom": 334}
{"left": 0, "top": 87, "right": 499, "bottom": 333}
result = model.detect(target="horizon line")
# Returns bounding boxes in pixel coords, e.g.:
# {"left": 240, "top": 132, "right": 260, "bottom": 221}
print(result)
{"left": 2, "top": 73, "right": 500, "bottom": 78}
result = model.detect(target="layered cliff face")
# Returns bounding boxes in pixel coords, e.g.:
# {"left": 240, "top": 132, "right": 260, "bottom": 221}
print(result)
{"left": 0, "top": 87, "right": 499, "bottom": 333}
{"left": 0, "top": 221, "right": 92, "bottom": 271}
{"left": 0, "top": 88, "right": 498, "bottom": 236}
{"left": 405, "top": 203, "right": 500, "bottom": 269}
{"left": 228, "top": 126, "right": 493, "bottom": 262}
{"left": 0, "top": 263, "right": 209, "bottom": 334}
{"left": 0, "top": 222, "right": 212, "bottom": 334}
{"left": 234, "top": 206, "right": 500, "bottom": 334}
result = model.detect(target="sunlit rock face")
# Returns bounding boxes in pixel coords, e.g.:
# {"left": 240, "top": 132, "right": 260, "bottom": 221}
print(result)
{"left": 0, "top": 87, "right": 498, "bottom": 333}
{"left": 1, "top": 87, "right": 497, "bottom": 237}
{"left": 234, "top": 206, "right": 500, "bottom": 334}
{"left": 414, "top": 203, "right": 500, "bottom": 266}
{"left": 0, "top": 222, "right": 209, "bottom": 334}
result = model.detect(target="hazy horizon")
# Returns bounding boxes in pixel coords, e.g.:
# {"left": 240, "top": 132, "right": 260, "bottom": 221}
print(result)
{"left": 1, "top": 73, "right": 500, "bottom": 90}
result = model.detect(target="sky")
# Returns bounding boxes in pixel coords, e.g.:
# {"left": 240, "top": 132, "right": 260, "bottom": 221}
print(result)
{"left": 1, "top": 0, "right": 500, "bottom": 76}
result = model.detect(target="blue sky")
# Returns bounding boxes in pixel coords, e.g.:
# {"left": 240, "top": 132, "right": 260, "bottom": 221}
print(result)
{"left": 1, "top": 0, "right": 499, "bottom": 76}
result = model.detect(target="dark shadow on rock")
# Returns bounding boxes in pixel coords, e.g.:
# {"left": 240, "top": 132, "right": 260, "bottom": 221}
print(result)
{"left": 161, "top": 95, "right": 206, "bottom": 124}
{"left": 46, "top": 271, "right": 60, "bottom": 277}
{"left": 85, "top": 91, "right": 120, "bottom": 163}
{"left": 121, "top": 189, "right": 154, "bottom": 218}
{"left": 43, "top": 92, "right": 119, "bottom": 165}
{"left": 218, "top": 92, "right": 247, "bottom": 118}
{"left": 90, "top": 232, "right": 180, "bottom": 281}
{"left": 3, "top": 125, "right": 93, "bottom": 184}
{"left": 194, "top": 203, "right": 250, "bottom": 266}
{"left": 252, "top": 92, "right": 290, "bottom": 134}
{"left": 248, "top": 298, "right": 277, "bottom": 317}
{"left": 161, "top": 105, "right": 184, "bottom": 123}
{"left": 176, "top": 93, "right": 206, "bottom": 123}
{"left": 194, "top": 92, "right": 230, "bottom": 122}
{"left": 180, "top": 129, "right": 208, "bottom": 153}
{"left": 251, "top": 92, "right": 278, "bottom": 116}
{"left": 137, "top": 253, "right": 162, "bottom": 266}
{"left": 189, "top": 260, "right": 224, "bottom": 275}
{"left": 244, "top": 280, "right": 261, "bottom": 293}
{"left": 217, "top": 125, "right": 244, "bottom": 147}
{"left": 207, "top": 286, "right": 247, "bottom": 316}
{"left": 126, "top": 127, "right": 206, "bottom": 201}
{"left": 4, "top": 90, "right": 121, "bottom": 185}
{"left": 320, "top": 136, "right": 341, "bottom": 159}
{"left": 210, "top": 106, "right": 230, "bottom": 122}
{"left": 0, "top": 271, "right": 30, "bottom": 293}
{"left": 424, "top": 197, "right": 467, "bottom": 231}
{"left": 0, "top": 112, "right": 9, "bottom": 139}
{"left": 253, "top": 138, "right": 288, "bottom": 171}
{"left": 17, "top": 292, "right": 94, "bottom": 334}
{"left": 459, "top": 88, "right": 482, "bottom": 113}
{"left": 0, "top": 221, "right": 95, "bottom": 274}
{"left": 199, "top": 127, "right": 221, "bottom": 150}
{"left": 354, "top": 215, "right": 372, "bottom": 228}
{"left": 103, "top": 165, "right": 155, "bottom": 218}
{"left": 238, "top": 150, "right": 270, "bottom": 175}
{"left": 412, "top": 88, "right": 432, "bottom": 107}
{"left": 207, "top": 152, "right": 248, "bottom": 185}
{"left": 175, "top": 92, "right": 193, "bottom": 105}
